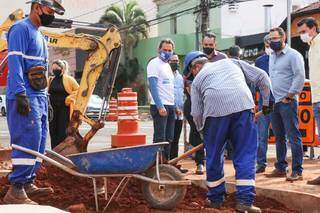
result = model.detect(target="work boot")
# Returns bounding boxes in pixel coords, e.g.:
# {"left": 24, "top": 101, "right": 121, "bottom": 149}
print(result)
{"left": 307, "top": 176, "right": 320, "bottom": 185}
{"left": 195, "top": 164, "right": 204, "bottom": 175}
{"left": 3, "top": 184, "right": 38, "bottom": 205}
{"left": 205, "top": 198, "right": 222, "bottom": 209}
{"left": 286, "top": 173, "right": 303, "bottom": 182}
{"left": 236, "top": 203, "right": 261, "bottom": 213}
{"left": 265, "top": 169, "right": 287, "bottom": 178}
{"left": 24, "top": 183, "right": 54, "bottom": 196}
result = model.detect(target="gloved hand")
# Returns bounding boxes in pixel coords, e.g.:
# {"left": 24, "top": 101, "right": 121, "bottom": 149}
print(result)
{"left": 262, "top": 102, "right": 274, "bottom": 115}
{"left": 15, "top": 93, "right": 30, "bottom": 116}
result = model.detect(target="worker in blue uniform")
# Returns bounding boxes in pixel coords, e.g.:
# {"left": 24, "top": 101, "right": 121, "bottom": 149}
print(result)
{"left": 184, "top": 51, "right": 272, "bottom": 213}
{"left": 4, "top": 0, "right": 65, "bottom": 204}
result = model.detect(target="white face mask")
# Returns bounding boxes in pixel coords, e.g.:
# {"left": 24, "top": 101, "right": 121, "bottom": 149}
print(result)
{"left": 265, "top": 47, "right": 273, "bottom": 55}
{"left": 300, "top": 33, "right": 313, "bottom": 43}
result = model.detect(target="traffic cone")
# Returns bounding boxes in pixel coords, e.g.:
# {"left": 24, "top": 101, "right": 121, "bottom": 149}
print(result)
{"left": 106, "top": 98, "right": 118, "bottom": 121}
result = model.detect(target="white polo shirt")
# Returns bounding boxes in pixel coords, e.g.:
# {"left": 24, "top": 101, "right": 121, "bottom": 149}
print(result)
{"left": 147, "top": 57, "right": 175, "bottom": 106}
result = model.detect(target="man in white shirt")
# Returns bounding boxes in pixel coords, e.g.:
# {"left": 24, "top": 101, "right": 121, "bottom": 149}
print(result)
{"left": 147, "top": 39, "right": 175, "bottom": 159}
{"left": 298, "top": 17, "right": 320, "bottom": 185}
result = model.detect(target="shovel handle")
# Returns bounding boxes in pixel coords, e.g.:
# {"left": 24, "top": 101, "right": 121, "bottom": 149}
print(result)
{"left": 168, "top": 111, "right": 263, "bottom": 165}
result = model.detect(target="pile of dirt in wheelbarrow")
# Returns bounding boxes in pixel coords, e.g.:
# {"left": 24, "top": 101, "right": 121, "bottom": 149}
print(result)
{"left": 0, "top": 165, "right": 297, "bottom": 213}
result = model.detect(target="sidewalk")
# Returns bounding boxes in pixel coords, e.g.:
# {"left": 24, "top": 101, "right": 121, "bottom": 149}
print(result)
{"left": 181, "top": 157, "right": 320, "bottom": 212}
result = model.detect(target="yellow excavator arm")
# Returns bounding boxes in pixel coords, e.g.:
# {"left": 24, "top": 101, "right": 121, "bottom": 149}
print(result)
{"left": 0, "top": 9, "right": 122, "bottom": 156}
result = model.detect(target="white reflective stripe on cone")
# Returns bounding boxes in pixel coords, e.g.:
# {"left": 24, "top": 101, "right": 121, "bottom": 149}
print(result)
{"left": 118, "top": 115, "right": 139, "bottom": 120}
{"left": 236, "top": 179, "right": 255, "bottom": 186}
{"left": 117, "top": 106, "right": 138, "bottom": 110}
{"left": 118, "top": 97, "right": 137, "bottom": 101}
{"left": 12, "top": 158, "right": 36, "bottom": 166}
{"left": 207, "top": 177, "right": 225, "bottom": 188}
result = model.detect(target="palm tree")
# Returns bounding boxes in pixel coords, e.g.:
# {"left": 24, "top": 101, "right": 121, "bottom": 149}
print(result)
{"left": 99, "top": 1, "right": 149, "bottom": 59}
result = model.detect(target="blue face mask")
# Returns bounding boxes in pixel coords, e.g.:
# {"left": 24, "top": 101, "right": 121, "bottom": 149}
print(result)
{"left": 159, "top": 51, "right": 173, "bottom": 62}
{"left": 270, "top": 41, "right": 282, "bottom": 52}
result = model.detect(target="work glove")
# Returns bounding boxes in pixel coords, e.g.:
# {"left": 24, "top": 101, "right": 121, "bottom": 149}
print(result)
{"left": 262, "top": 102, "right": 274, "bottom": 115}
{"left": 15, "top": 93, "right": 30, "bottom": 116}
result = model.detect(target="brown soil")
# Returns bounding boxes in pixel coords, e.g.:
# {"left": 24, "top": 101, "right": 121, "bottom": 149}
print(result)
{"left": 0, "top": 165, "right": 298, "bottom": 213}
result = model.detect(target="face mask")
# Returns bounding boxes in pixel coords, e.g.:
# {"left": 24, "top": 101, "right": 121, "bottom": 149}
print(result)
{"left": 159, "top": 51, "right": 173, "bottom": 62}
{"left": 39, "top": 8, "right": 55, "bottom": 26}
{"left": 300, "top": 33, "right": 313, "bottom": 43}
{"left": 203, "top": 47, "right": 214, "bottom": 55}
{"left": 270, "top": 41, "right": 283, "bottom": 52}
{"left": 169, "top": 63, "right": 179, "bottom": 71}
{"left": 265, "top": 47, "right": 273, "bottom": 55}
{"left": 53, "top": 69, "right": 62, "bottom": 77}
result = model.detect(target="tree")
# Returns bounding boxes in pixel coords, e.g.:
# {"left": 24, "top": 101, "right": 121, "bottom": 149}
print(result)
{"left": 99, "top": 1, "right": 148, "bottom": 59}
{"left": 98, "top": 1, "right": 149, "bottom": 105}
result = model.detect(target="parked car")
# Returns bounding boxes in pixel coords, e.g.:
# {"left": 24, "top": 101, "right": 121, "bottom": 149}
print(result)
{"left": 85, "top": 94, "right": 108, "bottom": 119}
{"left": 0, "top": 95, "right": 6, "bottom": 116}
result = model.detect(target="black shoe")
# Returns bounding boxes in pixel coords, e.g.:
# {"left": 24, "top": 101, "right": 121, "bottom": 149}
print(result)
{"left": 255, "top": 166, "right": 266, "bottom": 174}
{"left": 265, "top": 169, "right": 287, "bottom": 178}
{"left": 236, "top": 203, "right": 261, "bottom": 213}
{"left": 286, "top": 173, "right": 303, "bottom": 182}
{"left": 195, "top": 164, "right": 204, "bottom": 175}
{"left": 205, "top": 198, "right": 222, "bottom": 209}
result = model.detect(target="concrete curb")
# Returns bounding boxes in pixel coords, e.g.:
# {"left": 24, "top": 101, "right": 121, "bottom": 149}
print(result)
{"left": 191, "top": 179, "right": 320, "bottom": 213}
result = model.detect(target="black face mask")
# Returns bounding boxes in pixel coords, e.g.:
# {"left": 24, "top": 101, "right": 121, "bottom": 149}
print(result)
{"left": 39, "top": 8, "right": 55, "bottom": 26}
{"left": 53, "top": 69, "right": 62, "bottom": 77}
{"left": 169, "top": 63, "right": 179, "bottom": 71}
{"left": 203, "top": 47, "right": 214, "bottom": 55}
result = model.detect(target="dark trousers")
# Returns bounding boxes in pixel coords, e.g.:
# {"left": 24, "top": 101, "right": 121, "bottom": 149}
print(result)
{"left": 49, "top": 104, "right": 70, "bottom": 149}
{"left": 184, "top": 96, "right": 204, "bottom": 165}
{"left": 170, "top": 119, "right": 183, "bottom": 159}
{"left": 150, "top": 104, "right": 175, "bottom": 159}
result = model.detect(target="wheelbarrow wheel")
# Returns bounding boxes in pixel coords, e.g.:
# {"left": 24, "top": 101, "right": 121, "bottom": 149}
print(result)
{"left": 141, "top": 164, "right": 187, "bottom": 210}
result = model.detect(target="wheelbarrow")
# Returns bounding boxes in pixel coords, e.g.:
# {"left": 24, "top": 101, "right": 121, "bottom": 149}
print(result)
{"left": 11, "top": 142, "right": 191, "bottom": 212}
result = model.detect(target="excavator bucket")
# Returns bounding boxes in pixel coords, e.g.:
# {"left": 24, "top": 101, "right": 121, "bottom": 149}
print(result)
{"left": 51, "top": 46, "right": 122, "bottom": 159}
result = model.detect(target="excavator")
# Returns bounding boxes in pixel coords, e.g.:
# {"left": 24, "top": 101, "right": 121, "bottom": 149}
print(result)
{"left": 0, "top": 9, "right": 122, "bottom": 157}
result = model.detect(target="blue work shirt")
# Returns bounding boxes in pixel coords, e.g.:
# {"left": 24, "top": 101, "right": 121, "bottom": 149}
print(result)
{"left": 269, "top": 44, "right": 305, "bottom": 103}
{"left": 173, "top": 70, "right": 184, "bottom": 119}
{"left": 6, "top": 18, "right": 48, "bottom": 100}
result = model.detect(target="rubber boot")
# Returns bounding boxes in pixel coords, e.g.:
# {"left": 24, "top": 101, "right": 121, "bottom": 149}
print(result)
{"left": 3, "top": 184, "right": 38, "bottom": 205}
{"left": 24, "top": 183, "right": 54, "bottom": 197}
{"left": 236, "top": 203, "right": 261, "bottom": 213}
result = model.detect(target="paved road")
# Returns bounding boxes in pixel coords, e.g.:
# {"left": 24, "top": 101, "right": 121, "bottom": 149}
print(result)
{"left": 0, "top": 115, "right": 319, "bottom": 158}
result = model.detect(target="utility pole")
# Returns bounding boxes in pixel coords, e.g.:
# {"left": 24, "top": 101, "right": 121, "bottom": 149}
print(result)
{"left": 287, "top": 0, "right": 292, "bottom": 46}
{"left": 200, "top": 0, "right": 210, "bottom": 38}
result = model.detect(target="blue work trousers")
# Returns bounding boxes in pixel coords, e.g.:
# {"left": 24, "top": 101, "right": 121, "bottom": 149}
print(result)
{"left": 256, "top": 114, "right": 271, "bottom": 169}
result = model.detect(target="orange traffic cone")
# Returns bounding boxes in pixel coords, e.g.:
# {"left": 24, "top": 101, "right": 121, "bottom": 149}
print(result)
{"left": 106, "top": 98, "right": 118, "bottom": 121}
{"left": 111, "top": 88, "right": 146, "bottom": 147}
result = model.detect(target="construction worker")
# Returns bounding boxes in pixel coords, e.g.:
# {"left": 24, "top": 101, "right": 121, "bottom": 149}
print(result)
{"left": 184, "top": 33, "right": 227, "bottom": 175}
{"left": 266, "top": 27, "right": 305, "bottom": 181}
{"left": 255, "top": 35, "right": 273, "bottom": 173}
{"left": 184, "top": 51, "right": 272, "bottom": 212}
{"left": 48, "top": 60, "right": 79, "bottom": 149}
{"left": 147, "top": 39, "right": 175, "bottom": 159}
{"left": 297, "top": 17, "right": 320, "bottom": 185}
{"left": 4, "top": 0, "right": 65, "bottom": 204}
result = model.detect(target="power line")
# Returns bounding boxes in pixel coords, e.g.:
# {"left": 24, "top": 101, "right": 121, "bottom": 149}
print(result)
{"left": 71, "top": 0, "right": 122, "bottom": 20}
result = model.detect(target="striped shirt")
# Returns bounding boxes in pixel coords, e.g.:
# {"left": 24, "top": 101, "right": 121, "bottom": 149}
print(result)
{"left": 191, "top": 58, "right": 271, "bottom": 131}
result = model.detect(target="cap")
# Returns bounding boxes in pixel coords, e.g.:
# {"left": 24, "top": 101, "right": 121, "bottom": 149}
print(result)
{"left": 27, "top": 0, "right": 65, "bottom": 15}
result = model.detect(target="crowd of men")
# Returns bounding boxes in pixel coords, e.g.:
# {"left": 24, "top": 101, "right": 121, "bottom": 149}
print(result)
{"left": 147, "top": 17, "right": 320, "bottom": 213}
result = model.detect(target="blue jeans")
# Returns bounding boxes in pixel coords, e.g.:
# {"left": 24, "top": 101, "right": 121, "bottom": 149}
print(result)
{"left": 313, "top": 102, "right": 320, "bottom": 140}
{"left": 150, "top": 104, "right": 175, "bottom": 159}
{"left": 271, "top": 100, "right": 303, "bottom": 174}
{"left": 256, "top": 114, "right": 271, "bottom": 169}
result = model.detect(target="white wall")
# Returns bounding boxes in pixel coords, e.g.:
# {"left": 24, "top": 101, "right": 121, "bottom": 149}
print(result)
{"left": 0, "top": 0, "right": 157, "bottom": 36}
{"left": 221, "top": 0, "right": 319, "bottom": 38}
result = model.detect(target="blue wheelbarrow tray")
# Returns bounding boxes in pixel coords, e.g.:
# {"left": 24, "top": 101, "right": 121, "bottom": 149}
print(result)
{"left": 67, "top": 142, "right": 168, "bottom": 174}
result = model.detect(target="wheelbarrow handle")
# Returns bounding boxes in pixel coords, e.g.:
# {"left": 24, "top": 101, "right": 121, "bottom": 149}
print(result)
{"left": 11, "top": 144, "right": 81, "bottom": 177}
{"left": 169, "top": 111, "right": 264, "bottom": 165}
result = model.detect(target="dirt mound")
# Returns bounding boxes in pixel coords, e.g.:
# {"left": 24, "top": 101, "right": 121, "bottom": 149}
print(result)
{"left": 0, "top": 165, "right": 297, "bottom": 212}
